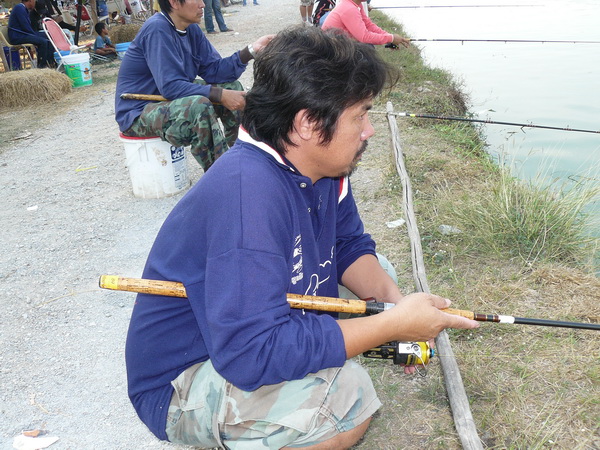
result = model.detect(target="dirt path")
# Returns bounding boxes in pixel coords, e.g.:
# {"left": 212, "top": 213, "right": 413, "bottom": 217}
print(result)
{"left": 0, "top": 2, "right": 308, "bottom": 448}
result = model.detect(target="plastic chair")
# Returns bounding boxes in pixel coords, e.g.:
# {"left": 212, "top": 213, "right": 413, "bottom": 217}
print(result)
{"left": 42, "top": 17, "right": 90, "bottom": 70}
{"left": 0, "top": 25, "right": 37, "bottom": 71}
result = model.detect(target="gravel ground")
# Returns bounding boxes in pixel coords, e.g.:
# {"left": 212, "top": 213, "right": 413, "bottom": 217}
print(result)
{"left": 0, "top": 1, "right": 303, "bottom": 448}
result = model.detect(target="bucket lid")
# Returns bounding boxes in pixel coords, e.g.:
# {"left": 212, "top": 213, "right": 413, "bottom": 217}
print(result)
{"left": 62, "top": 53, "right": 89, "bottom": 63}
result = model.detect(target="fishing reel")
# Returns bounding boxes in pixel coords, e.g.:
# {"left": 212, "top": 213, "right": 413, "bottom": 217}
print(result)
{"left": 363, "top": 341, "right": 434, "bottom": 366}
{"left": 385, "top": 42, "right": 399, "bottom": 50}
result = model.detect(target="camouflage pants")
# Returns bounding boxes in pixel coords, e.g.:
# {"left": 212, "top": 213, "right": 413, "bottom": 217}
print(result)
{"left": 123, "top": 80, "right": 242, "bottom": 171}
{"left": 165, "top": 359, "right": 381, "bottom": 449}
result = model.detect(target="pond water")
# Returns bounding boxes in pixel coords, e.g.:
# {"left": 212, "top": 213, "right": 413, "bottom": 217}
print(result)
{"left": 376, "top": 0, "right": 600, "bottom": 234}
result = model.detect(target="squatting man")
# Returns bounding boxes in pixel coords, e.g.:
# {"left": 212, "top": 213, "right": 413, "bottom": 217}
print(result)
{"left": 125, "top": 26, "right": 479, "bottom": 449}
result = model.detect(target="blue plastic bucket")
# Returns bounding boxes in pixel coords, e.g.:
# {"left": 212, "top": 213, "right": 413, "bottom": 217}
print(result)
{"left": 3, "top": 46, "right": 21, "bottom": 70}
{"left": 115, "top": 42, "right": 131, "bottom": 60}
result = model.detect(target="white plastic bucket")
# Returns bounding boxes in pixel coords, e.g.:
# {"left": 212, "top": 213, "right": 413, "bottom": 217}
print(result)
{"left": 120, "top": 134, "right": 190, "bottom": 198}
{"left": 63, "top": 53, "right": 92, "bottom": 87}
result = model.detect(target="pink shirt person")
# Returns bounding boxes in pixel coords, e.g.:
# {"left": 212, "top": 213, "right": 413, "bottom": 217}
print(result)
{"left": 322, "top": 0, "right": 409, "bottom": 47}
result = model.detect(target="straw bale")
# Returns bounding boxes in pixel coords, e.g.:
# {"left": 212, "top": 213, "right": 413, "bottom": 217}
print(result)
{"left": 110, "top": 24, "right": 143, "bottom": 44}
{"left": 0, "top": 69, "right": 72, "bottom": 108}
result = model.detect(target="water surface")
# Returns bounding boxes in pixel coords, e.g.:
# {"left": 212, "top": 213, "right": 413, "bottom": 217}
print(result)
{"left": 376, "top": 0, "right": 600, "bottom": 229}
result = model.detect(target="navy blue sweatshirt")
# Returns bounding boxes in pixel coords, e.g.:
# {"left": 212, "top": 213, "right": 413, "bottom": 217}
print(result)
{"left": 125, "top": 130, "right": 376, "bottom": 440}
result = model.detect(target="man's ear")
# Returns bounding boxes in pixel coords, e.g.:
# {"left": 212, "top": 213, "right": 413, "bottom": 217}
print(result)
{"left": 292, "top": 109, "right": 317, "bottom": 142}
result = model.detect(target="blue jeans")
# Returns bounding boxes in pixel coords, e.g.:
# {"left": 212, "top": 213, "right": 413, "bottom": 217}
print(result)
{"left": 203, "top": 0, "right": 228, "bottom": 32}
{"left": 10, "top": 33, "right": 53, "bottom": 68}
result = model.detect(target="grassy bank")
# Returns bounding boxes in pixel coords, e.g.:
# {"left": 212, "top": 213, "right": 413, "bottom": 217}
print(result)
{"left": 355, "top": 11, "right": 599, "bottom": 449}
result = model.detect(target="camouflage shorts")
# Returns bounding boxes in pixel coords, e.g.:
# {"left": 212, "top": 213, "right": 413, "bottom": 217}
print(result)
{"left": 123, "top": 80, "right": 242, "bottom": 171}
{"left": 300, "top": 0, "right": 314, "bottom": 6}
{"left": 165, "top": 359, "right": 381, "bottom": 449}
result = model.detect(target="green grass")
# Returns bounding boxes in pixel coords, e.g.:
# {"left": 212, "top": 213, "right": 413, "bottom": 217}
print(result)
{"left": 448, "top": 169, "right": 600, "bottom": 267}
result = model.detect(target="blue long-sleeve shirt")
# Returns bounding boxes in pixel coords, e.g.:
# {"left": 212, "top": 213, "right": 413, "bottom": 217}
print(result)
{"left": 125, "top": 130, "right": 377, "bottom": 440}
{"left": 115, "top": 12, "right": 247, "bottom": 132}
{"left": 8, "top": 3, "right": 35, "bottom": 41}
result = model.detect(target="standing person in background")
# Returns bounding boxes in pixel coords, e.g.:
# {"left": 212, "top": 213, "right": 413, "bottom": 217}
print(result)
{"left": 242, "top": 0, "right": 259, "bottom": 7}
{"left": 300, "top": 0, "right": 314, "bottom": 24}
{"left": 8, "top": 0, "right": 54, "bottom": 68}
{"left": 322, "top": 0, "right": 410, "bottom": 48}
{"left": 203, "top": 0, "right": 233, "bottom": 34}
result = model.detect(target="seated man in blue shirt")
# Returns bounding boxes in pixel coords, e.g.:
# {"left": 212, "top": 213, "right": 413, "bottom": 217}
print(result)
{"left": 125, "top": 25, "right": 479, "bottom": 449}
{"left": 115, "top": 0, "right": 273, "bottom": 171}
{"left": 8, "top": 0, "right": 54, "bottom": 68}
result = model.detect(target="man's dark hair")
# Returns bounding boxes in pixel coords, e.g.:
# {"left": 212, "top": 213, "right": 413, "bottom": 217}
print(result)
{"left": 158, "top": 0, "right": 186, "bottom": 14}
{"left": 242, "top": 26, "right": 398, "bottom": 154}
{"left": 94, "top": 21, "right": 106, "bottom": 35}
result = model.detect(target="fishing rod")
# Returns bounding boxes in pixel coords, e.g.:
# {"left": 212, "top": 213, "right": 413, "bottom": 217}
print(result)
{"left": 394, "top": 112, "right": 600, "bottom": 135}
{"left": 373, "top": 5, "right": 540, "bottom": 9}
{"left": 99, "top": 275, "right": 600, "bottom": 331}
{"left": 99, "top": 275, "right": 393, "bottom": 314}
{"left": 99, "top": 275, "right": 433, "bottom": 366}
{"left": 409, "top": 38, "right": 600, "bottom": 44}
{"left": 121, "top": 93, "right": 222, "bottom": 105}
{"left": 121, "top": 93, "right": 168, "bottom": 101}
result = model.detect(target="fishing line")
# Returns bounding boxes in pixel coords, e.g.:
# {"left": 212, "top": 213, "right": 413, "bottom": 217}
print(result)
{"left": 389, "top": 112, "right": 600, "bottom": 135}
{"left": 372, "top": 5, "right": 541, "bottom": 9}
{"left": 409, "top": 38, "right": 600, "bottom": 44}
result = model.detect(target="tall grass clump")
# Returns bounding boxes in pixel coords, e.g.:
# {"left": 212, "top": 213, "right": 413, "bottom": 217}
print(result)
{"left": 453, "top": 168, "right": 599, "bottom": 267}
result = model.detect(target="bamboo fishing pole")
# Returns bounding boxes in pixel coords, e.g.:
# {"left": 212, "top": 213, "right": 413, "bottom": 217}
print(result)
{"left": 120, "top": 93, "right": 222, "bottom": 106}
{"left": 99, "top": 275, "right": 600, "bottom": 331}
{"left": 393, "top": 112, "right": 600, "bottom": 135}
{"left": 121, "top": 93, "right": 168, "bottom": 102}
{"left": 99, "top": 275, "right": 392, "bottom": 315}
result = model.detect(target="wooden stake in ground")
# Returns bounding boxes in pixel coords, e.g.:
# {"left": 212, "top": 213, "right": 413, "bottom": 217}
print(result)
{"left": 386, "top": 101, "right": 483, "bottom": 450}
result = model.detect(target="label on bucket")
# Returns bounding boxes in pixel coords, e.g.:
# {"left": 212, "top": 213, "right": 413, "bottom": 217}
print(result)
{"left": 170, "top": 145, "right": 187, "bottom": 190}
{"left": 64, "top": 54, "right": 92, "bottom": 88}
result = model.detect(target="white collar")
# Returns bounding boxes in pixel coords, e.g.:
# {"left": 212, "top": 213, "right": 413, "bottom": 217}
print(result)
{"left": 160, "top": 11, "right": 187, "bottom": 35}
{"left": 238, "top": 128, "right": 295, "bottom": 172}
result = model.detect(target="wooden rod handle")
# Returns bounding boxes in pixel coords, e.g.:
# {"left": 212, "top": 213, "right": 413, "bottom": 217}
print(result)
{"left": 120, "top": 93, "right": 168, "bottom": 102}
{"left": 120, "top": 93, "right": 222, "bottom": 106}
{"left": 99, "top": 275, "right": 187, "bottom": 298}
{"left": 441, "top": 308, "right": 475, "bottom": 320}
{"left": 99, "top": 275, "right": 369, "bottom": 314}
{"left": 286, "top": 293, "right": 368, "bottom": 314}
